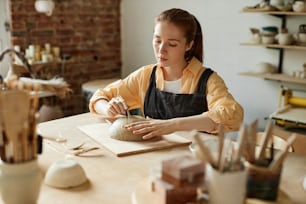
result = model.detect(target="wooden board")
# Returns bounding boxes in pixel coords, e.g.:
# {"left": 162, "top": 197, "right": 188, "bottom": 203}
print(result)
{"left": 78, "top": 123, "right": 191, "bottom": 157}
{"left": 270, "top": 107, "right": 306, "bottom": 125}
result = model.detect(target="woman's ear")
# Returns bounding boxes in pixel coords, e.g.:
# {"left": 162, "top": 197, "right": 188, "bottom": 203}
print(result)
{"left": 186, "top": 40, "right": 194, "bottom": 51}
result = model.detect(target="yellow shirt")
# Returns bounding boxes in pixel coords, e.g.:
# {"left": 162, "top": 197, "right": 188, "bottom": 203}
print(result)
{"left": 89, "top": 57, "right": 243, "bottom": 132}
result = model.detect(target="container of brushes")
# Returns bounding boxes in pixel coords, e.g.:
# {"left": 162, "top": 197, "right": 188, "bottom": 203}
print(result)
{"left": 205, "top": 162, "right": 247, "bottom": 204}
{"left": 0, "top": 159, "right": 42, "bottom": 204}
{"left": 245, "top": 160, "right": 282, "bottom": 201}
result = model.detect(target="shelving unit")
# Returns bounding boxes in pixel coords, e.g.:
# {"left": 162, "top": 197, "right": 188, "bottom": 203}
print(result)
{"left": 239, "top": 72, "right": 306, "bottom": 85}
{"left": 240, "top": 8, "right": 306, "bottom": 149}
{"left": 240, "top": 9, "right": 306, "bottom": 84}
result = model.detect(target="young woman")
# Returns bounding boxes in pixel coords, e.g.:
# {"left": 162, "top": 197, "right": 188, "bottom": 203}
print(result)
{"left": 89, "top": 8, "right": 243, "bottom": 140}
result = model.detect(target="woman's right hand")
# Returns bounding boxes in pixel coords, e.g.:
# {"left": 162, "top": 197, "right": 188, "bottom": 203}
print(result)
{"left": 106, "top": 96, "right": 128, "bottom": 117}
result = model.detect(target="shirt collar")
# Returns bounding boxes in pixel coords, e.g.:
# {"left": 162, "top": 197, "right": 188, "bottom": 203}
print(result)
{"left": 155, "top": 57, "right": 203, "bottom": 89}
{"left": 183, "top": 57, "right": 204, "bottom": 76}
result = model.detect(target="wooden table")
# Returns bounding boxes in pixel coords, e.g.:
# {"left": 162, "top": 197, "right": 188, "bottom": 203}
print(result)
{"left": 8, "top": 113, "right": 306, "bottom": 204}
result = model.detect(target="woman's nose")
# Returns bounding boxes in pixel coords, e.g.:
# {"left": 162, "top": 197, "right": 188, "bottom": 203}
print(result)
{"left": 159, "top": 43, "right": 167, "bottom": 53}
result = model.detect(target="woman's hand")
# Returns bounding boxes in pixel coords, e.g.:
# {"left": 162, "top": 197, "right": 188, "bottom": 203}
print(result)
{"left": 107, "top": 96, "right": 128, "bottom": 117}
{"left": 125, "top": 117, "right": 176, "bottom": 140}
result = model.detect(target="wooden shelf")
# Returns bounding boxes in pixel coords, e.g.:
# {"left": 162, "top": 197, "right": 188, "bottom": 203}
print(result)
{"left": 242, "top": 9, "right": 306, "bottom": 16}
{"left": 241, "top": 43, "right": 306, "bottom": 50}
{"left": 239, "top": 72, "right": 306, "bottom": 85}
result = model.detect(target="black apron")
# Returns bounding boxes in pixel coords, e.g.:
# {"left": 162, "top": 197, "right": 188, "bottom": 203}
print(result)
{"left": 144, "top": 66, "right": 214, "bottom": 119}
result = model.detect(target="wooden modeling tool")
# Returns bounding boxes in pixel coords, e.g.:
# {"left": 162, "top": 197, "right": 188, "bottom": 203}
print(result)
{"left": 217, "top": 124, "right": 224, "bottom": 170}
{"left": 244, "top": 120, "right": 258, "bottom": 163}
{"left": 233, "top": 124, "right": 247, "bottom": 165}
{"left": 193, "top": 131, "right": 216, "bottom": 168}
{"left": 269, "top": 134, "right": 296, "bottom": 172}
{"left": 218, "top": 138, "right": 232, "bottom": 172}
{"left": 257, "top": 120, "right": 273, "bottom": 161}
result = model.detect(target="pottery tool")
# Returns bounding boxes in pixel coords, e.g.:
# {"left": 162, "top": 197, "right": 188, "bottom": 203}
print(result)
{"left": 269, "top": 134, "right": 296, "bottom": 172}
{"left": 244, "top": 119, "right": 258, "bottom": 163}
{"left": 257, "top": 120, "right": 273, "bottom": 161}
{"left": 29, "top": 84, "right": 40, "bottom": 160}
{"left": 218, "top": 137, "right": 232, "bottom": 172}
{"left": 193, "top": 131, "right": 216, "bottom": 168}
{"left": 116, "top": 87, "right": 129, "bottom": 120}
{"left": 0, "top": 102, "right": 5, "bottom": 161}
{"left": 217, "top": 124, "right": 224, "bottom": 170}
{"left": 233, "top": 124, "right": 247, "bottom": 166}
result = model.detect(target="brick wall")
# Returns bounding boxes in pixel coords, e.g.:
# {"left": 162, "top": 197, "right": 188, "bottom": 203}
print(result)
{"left": 9, "top": 0, "right": 121, "bottom": 115}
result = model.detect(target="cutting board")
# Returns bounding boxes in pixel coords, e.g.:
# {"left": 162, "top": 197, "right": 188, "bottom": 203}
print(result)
{"left": 78, "top": 123, "right": 191, "bottom": 157}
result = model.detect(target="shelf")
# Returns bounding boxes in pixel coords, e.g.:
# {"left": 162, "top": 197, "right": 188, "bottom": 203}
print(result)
{"left": 241, "top": 43, "right": 306, "bottom": 50}
{"left": 242, "top": 9, "right": 306, "bottom": 16}
{"left": 239, "top": 72, "right": 306, "bottom": 85}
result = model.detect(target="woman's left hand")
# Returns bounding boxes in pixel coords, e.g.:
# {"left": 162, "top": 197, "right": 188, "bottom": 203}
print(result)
{"left": 125, "top": 117, "right": 175, "bottom": 140}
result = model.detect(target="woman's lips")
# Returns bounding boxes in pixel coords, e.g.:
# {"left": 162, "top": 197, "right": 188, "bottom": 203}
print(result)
{"left": 159, "top": 56, "right": 167, "bottom": 62}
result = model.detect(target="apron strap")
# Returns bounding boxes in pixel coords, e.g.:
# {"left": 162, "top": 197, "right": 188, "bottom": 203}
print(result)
{"left": 196, "top": 68, "right": 214, "bottom": 93}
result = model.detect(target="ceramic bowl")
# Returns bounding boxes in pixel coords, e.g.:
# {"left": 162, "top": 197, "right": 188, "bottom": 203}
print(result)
{"left": 253, "top": 62, "right": 277, "bottom": 74}
{"left": 262, "top": 35, "right": 275, "bottom": 44}
{"left": 45, "top": 159, "right": 88, "bottom": 188}
{"left": 262, "top": 26, "right": 278, "bottom": 34}
{"left": 275, "top": 5, "right": 292, "bottom": 11}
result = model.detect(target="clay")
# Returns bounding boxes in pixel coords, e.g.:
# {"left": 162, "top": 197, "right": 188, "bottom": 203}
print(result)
{"left": 109, "top": 116, "right": 146, "bottom": 141}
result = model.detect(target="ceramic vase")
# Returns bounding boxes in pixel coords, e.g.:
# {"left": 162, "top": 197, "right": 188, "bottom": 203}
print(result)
{"left": 0, "top": 160, "right": 42, "bottom": 204}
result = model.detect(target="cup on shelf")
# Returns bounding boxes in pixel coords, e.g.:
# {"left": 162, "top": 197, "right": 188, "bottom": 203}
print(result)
{"left": 299, "top": 24, "right": 306, "bottom": 33}
{"left": 292, "top": 1, "right": 306, "bottom": 12}
{"left": 250, "top": 33, "right": 262, "bottom": 44}
{"left": 275, "top": 33, "right": 293, "bottom": 45}
{"left": 294, "top": 33, "right": 306, "bottom": 45}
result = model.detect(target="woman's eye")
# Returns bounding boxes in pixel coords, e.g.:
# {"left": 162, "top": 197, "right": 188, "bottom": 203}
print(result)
{"left": 169, "top": 43, "right": 177, "bottom": 47}
{"left": 154, "top": 40, "right": 161, "bottom": 44}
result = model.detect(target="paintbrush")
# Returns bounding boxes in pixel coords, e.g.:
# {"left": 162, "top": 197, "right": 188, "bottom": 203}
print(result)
{"left": 193, "top": 131, "right": 216, "bottom": 168}
{"left": 232, "top": 124, "right": 247, "bottom": 170}
{"left": 269, "top": 134, "right": 296, "bottom": 172}
{"left": 257, "top": 120, "right": 273, "bottom": 161}
{"left": 217, "top": 124, "right": 224, "bottom": 170}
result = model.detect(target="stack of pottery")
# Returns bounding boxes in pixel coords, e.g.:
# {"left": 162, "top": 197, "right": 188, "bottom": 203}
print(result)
{"left": 261, "top": 26, "right": 278, "bottom": 44}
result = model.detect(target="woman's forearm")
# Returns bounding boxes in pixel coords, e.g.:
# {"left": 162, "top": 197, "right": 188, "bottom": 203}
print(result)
{"left": 93, "top": 99, "right": 109, "bottom": 115}
{"left": 170, "top": 113, "right": 217, "bottom": 133}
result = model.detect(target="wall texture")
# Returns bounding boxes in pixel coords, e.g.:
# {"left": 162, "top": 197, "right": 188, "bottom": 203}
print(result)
{"left": 9, "top": 0, "right": 121, "bottom": 115}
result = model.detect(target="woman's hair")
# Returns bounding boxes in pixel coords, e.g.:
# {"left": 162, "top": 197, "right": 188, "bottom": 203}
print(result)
{"left": 155, "top": 8, "right": 203, "bottom": 62}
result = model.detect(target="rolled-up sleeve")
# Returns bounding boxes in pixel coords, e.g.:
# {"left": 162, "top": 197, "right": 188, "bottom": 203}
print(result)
{"left": 89, "top": 66, "right": 153, "bottom": 114}
{"left": 205, "top": 73, "right": 243, "bottom": 132}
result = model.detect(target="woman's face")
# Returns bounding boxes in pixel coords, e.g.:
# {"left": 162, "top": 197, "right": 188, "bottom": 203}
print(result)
{"left": 153, "top": 21, "right": 193, "bottom": 68}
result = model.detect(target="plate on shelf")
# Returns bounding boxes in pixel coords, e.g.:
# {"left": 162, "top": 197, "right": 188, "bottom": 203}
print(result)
{"left": 243, "top": 6, "right": 275, "bottom": 12}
